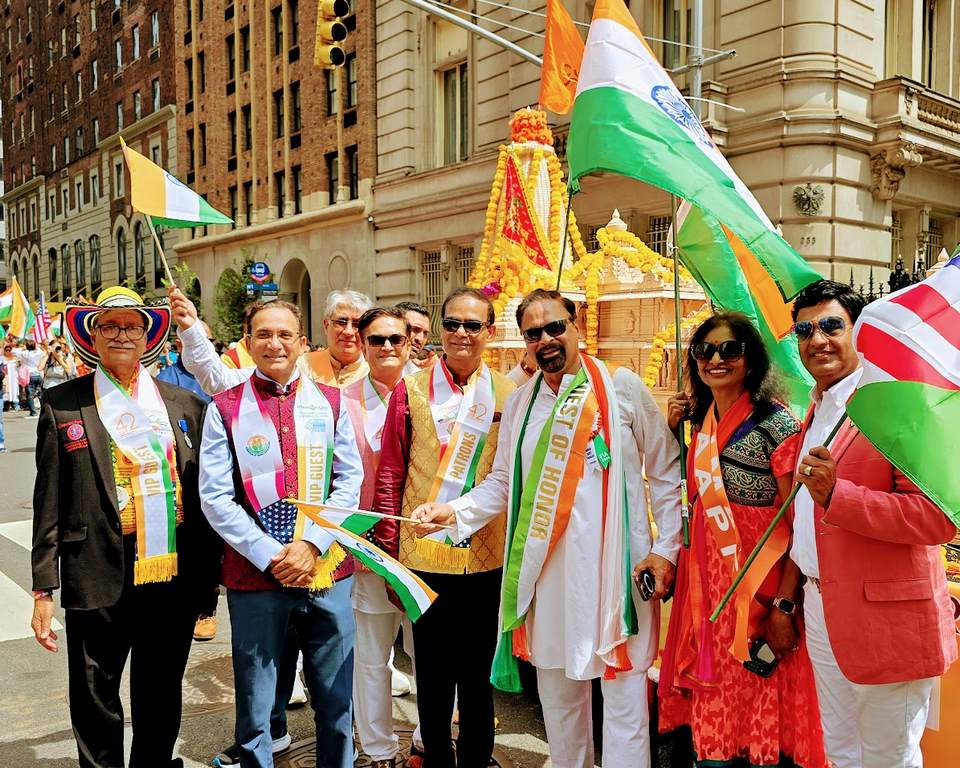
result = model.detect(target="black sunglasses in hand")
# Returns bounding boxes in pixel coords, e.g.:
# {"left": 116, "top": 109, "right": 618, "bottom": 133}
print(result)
{"left": 792, "top": 316, "right": 846, "bottom": 341}
{"left": 691, "top": 340, "right": 746, "bottom": 361}
{"left": 521, "top": 318, "right": 570, "bottom": 343}
{"left": 441, "top": 318, "right": 488, "bottom": 335}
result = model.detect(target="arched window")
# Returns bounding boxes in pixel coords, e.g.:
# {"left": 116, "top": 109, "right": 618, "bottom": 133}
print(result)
{"left": 61, "top": 243, "right": 72, "bottom": 298}
{"left": 117, "top": 229, "right": 127, "bottom": 284}
{"left": 48, "top": 248, "right": 59, "bottom": 301}
{"left": 74, "top": 239, "right": 86, "bottom": 294}
{"left": 134, "top": 221, "right": 146, "bottom": 291}
{"left": 12, "top": 259, "right": 19, "bottom": 284}
{"left": 89, "top": 235, "right": 102, "bottom": 294}
{"left": 20, "top": 256, "right": 29, "bottom": 297}
{"left": 32, "top": 254, "right": 40, "bottom": 299}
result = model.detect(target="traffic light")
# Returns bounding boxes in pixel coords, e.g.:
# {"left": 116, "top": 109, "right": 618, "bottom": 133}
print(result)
{"left": 315, "top": 0, "right": 348, "bottom": 69}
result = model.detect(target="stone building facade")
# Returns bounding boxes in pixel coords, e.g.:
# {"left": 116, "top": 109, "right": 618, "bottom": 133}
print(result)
{"left": 1, "top": 0, "right": 181, "bottom": 307}
{"left": 171, "top": 0, "right": 378, "bottom": 343}
{"left": 374, "top": 0, "right": 960, "bottom": 333}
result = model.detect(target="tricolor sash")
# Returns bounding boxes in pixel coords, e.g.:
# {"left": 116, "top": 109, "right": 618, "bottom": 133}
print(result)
{"left": 692, "top": 393, "right": 790, "bottom": 662}
{"left": 94, "top": 365, "right": 178, "bottom": 585}
{"left": 231, "top": 374, "right": 346, "bottom": 589}
{"left": 419, "top": 358, "right": 496, "bottom": 568}
{"left": 359, "top": 374, "right": 388, "bottom": 454}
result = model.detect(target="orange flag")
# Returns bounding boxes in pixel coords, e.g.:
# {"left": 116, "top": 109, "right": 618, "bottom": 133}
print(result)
{"left": 538, "top": 0, "right": 584, "bottom": 114}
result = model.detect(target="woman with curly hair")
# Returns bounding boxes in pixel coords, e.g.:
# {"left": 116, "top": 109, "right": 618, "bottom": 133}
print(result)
{"left": 658, "top": 312, "right": 827, "bottom": 768}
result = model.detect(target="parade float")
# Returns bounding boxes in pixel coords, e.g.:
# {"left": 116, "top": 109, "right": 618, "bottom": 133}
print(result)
{"left": 468, "top": 108, "right": 709, "bottom": 404}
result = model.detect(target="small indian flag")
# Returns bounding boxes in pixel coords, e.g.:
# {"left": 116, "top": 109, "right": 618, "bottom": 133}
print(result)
{"left": 120, "top": 137, "right": 233, "bottom": 229}
{"left": 292, "top": 501, "right": 438, "bottom": 621}
{"left": 0, "top": 278, "right": 36, "bottom": 339}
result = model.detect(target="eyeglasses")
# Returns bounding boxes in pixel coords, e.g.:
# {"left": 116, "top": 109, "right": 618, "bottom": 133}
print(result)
{"left": 95, "top": 323, "right": 146, "bottom": 341}
{"left": 793, "top": 316, "right": 846, "bottom": 341}
{"left": 331, "top": 318, "right": 360, "bottom": 330}
{"left": 521, "top": 318, "right": 569, "bottom": 343}
{"left": 691, "top": 340, "right": 747, "bottom": 361}
{"left": 441, "top": 318, "right": 487, "bottom": 335}
{"left": 366, "top": 333, "right": 408, "bottom": 348}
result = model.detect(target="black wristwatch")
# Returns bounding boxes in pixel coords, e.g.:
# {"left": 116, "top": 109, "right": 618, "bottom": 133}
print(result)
{"left": 772, "top": 596, "right": 796, "bottom": 615}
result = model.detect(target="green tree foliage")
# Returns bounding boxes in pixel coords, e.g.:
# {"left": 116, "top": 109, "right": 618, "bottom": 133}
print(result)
{"left": 214, "top": 256, "right": 255, "bottom": 342}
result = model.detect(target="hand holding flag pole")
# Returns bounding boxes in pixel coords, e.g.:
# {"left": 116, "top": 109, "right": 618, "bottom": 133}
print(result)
{"left": 709, "top": 412, "right": 847, "bottom": 622}
{"left": 290, "top": 499, "right": 454, "bottom": 528}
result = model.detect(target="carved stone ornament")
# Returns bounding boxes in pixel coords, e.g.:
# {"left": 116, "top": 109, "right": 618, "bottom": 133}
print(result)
{"left": 793, "top": 183, "right": 825, "bottom": 216}
{"left": 870, "top": 143, "right": 923, "bottom": 201}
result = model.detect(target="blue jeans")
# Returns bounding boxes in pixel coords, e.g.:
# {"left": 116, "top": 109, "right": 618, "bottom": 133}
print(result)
{"left": 27, "top": 373, "right": 42, "bottom": 416}
{"left": 227, "top": 577, "right": 355, "bottom": 768}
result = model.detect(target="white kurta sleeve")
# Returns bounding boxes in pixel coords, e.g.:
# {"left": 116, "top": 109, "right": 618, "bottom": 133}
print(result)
{"left": 447, "top": 388, "right": 518, "bottom": 542}
{"left": 618, "top": 368, "right": 682, "bottom": 564}
{"left": 178, "top": 322, "right": 251, "bottom": 395}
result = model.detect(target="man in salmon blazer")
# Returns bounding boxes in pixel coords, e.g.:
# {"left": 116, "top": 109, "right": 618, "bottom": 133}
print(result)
{"left": 790, "top": 279, "right": 956, "bottom": 768}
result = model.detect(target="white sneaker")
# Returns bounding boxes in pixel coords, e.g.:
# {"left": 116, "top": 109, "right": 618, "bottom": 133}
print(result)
{"left": 390, "top": 662, "right": 412, "bottom": 697}
{"left": 272, "top": 732, "right": 292, "bottom": 752}
{"left": 288, "top": 673, "right": 308, "bottom": 706}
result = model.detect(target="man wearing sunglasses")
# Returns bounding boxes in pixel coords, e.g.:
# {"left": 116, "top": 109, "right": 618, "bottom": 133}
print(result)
{"left": 790, "top": 280, "right": 956, "bottom": 768}
{"left": 410, "top": 288, "right": 682, "bottom": 768}
{"left": 373, "top": 288, "right": 515, "bottom": 768}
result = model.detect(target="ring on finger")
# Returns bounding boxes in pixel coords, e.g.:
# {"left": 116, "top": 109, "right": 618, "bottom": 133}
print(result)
{"left": 802, "top": 465, "right": 813, "bottom": 476}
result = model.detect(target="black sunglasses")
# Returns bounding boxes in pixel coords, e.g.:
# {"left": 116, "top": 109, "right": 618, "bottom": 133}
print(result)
{"left": 691, "top": 340, "right": 747, "bottom": 361}
{"left": 521, "top": 318, "right": 569, "bottom": 343}
{"left": 441, "top": 318, "right": 487, "bottom": 335}
{"left": 793, "top": 316, "right": 846, "bottom": 341}
{"left": 366, "top": 333, "right": 408, "bottom": 348}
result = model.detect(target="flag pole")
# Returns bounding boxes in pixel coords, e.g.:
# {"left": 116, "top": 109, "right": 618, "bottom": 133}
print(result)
{"left": 144, "top": 215, "right": 175, "bottom": 286}
{"left": 555, "top": 185, "right": 574, "bottom": 290}
{"left": 709, "top": 412, "right": 848, "bottom": 622}
{"left": 670, "top": 194, "right": 691, "bottom": 548}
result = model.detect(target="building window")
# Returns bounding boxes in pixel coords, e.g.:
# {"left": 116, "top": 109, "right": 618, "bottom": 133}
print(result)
{"left": 921, "top": 0, "right": 936, "bottom": 87}
{"left": 117, "top": 229, "right": 128, "bottom": 284}
{"left": 272, "top": 6, "right": 282, "bottom": 55}
{"left": 64, "top": 135, "right": 71, "bottom": 164}
{"left": 228, "top": 111, "right": 237, "bottom": 156}
{"left": 420, "top": 250, "right": 443, "bottom": 339}
{"left": 455, "top": 245, "right": 475, "bottom": 285}
{"left": 91, "top": 58, "right": 99, "bottom": 91}
{"left": 242, "top": 104, "right": 252, "bottom": 150}
{"left": 74, "top": 240, "right": 86, "bottom": 292}
{"left": 116, "top": 101, "right": 123, "bottom": 131}
{"left": 114, "top": 38, "right": 123, "bottom": 69}
{"left": 326, "top": 69, "right": 337, "bottom": 116}
{"left": 114, "top": 159, "right": 124, "bottom": 197}
{"left": 75, "top": 178, "right": 83, "bottom": 211}
{"left": 132, "top": 24, "right": 140, "bottom": 60}
{"left": 91, "top": 171, "right": 99, "bottom": 203}
{"left": 90, "top": 5, "right": 97, "bottom": 33}
{"left": 133, "top": 90, "right": 141, "bottom": 121}
{"left": 346, "top": 53, "right": 358, "bottom": 109}
{"left": 646, "top": 215, "right": 672, "bottom": 257}
{"left": 273, "top": 89, "right": 284, "bottom": 138}
{"left": 48, "top": 249, "right": 59, "bottom": 301}
{"left": 151, "top": 143, "right": 161, "bottom": 164}
{"left": 293, "top": 165, "right": 302, "bottom": 214}
{"left": 243, "top": 180, "right": 253, "bottom": 224}
{"left": 289, "top": 0, "right": 299, "bottom": 45}
{"left": 152, "top": 78, "right": 160, "bottom": 111}
{"left": 326, "top": 152, "right": 339, "bottom": 202}
{"left": 76, "top": 127, "right": 84, "bottom": 155}
{"left": 89, "top": 235, "right": 102, "bottom": 293}
{"left": 185, "top": 58, "right": 193, "bottom": 100}
{"left": 440, "top": 62, "right": 469, "bottom": 164}
{"left": 187, "top": 129, "right": 195, "bottom": 170}
{"left": 75, "top": 71, "right": 82, "bottom": 101}
{"left": 662, "top": 0, "right": 690, "bottom": 70}
{"left": 229, "top": 185, "right": 238, "bottom": 229}
{"left": 226, "top": 34, "right": 236, "bottom": 81}
{"left": 150, "top": 11, "right": 160, "bottom": 48}
{"left": 93, "top": 117, "right": 100, "bottom": 145}
{"left": 134, "top": 222, "right": 147, "bottom": 291}
{"left": 241, "top": 25, "right": 250, "bottom": 71}
{"left": 275, "top": 171, "right": 286, "bottom": 217}
{"left": 32, "top": 255, "right": 40, "bottom": 299}
{"left": 198, "top": 52, "right": 206, "bottom": 92}
{"left": 61, "top": 244, "right": 72, "bottom": 298}
{"left": 199, "top": 123, "right": 207, "bottom": 165}
{"left": 346, "top": 145, "right": 358, "bottom": 200}
{"left": 291, "top": 82, "right": 301, "bottom": 132}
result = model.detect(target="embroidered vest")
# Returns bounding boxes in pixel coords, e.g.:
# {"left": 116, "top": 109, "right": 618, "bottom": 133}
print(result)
{"left": 399, "top": 366, "right": 513, "bottom": 575}
{"left": 213, "top": 376, "right": 352, "bottom": 591}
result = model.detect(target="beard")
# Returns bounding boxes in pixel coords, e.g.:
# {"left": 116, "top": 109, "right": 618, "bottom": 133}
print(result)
{"left": 536, "top": 343, "right": 566, "bottom": 373}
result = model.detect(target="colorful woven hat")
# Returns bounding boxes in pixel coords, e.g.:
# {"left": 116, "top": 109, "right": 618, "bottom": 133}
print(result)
{"left": 65, "top": 286, "right": 172, "bottom": 368}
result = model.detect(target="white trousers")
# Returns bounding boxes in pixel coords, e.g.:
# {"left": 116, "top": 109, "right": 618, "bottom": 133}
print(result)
{"left": 354, "top": 609, "right": 404, "bottom": 760}
{"left": 803, "top": 582, "right": 935, "bottom": 768}
{"left": 536, "top": 666, "right": 650, "bottom": 768}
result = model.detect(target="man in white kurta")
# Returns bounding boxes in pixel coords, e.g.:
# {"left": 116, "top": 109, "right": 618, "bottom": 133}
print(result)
{"left": 412, "top": 289, "right": 681, "bottom": 768}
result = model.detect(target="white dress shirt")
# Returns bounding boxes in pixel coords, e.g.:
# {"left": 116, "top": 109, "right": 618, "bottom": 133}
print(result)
{"left": 198, "top": 368, "right": 364, "bottom": 571}
{"left": 790, "top": 367, "right": 863, "bottom": 578}
{"left": 449, "top": 365, "right": 682, "bottom": 679}
{"left": 178, "top": 322, "right": 252, "bottom": 395}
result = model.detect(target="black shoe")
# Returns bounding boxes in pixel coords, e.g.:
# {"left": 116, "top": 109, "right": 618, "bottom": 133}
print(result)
{"left": 212, "top": 732, "right": 290, "bottom": 767}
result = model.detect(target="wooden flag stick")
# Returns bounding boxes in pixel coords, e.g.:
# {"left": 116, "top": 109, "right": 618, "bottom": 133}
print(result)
{"left": 290, "top": 499, "right": 454, "bottom": 528}
{"left": 145, "top": 215, "right": 175, "bottom": 286}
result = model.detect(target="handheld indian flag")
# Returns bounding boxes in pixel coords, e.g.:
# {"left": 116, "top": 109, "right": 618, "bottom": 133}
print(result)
{"left": 291, "top": 500, "right": 438, "bottom": 621}
{"left": 0, "top": 278, "right": 36, "bottom": 339}
{"left": 120, "top": 137, "right": 232, "bottom": 229}
{"left": 567, "top": 0, "right": 819, "bottom": 304}
{"left": 847, "top": 255, "right": 960, "bottom": 527}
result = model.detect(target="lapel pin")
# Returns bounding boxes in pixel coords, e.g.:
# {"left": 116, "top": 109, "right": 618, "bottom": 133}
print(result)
{"left": 178, "top": 419, "right": 193, "bottom": 449}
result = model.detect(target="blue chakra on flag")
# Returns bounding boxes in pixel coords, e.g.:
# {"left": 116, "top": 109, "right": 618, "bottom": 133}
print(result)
{"left": 650, "top": 85, "right": 712, "bottom": 148}
{"left": 357, "top": 542, "right": 384, "bottom": 564}
{"left": 258, "top": 499, "right": 299, "bottom": 544}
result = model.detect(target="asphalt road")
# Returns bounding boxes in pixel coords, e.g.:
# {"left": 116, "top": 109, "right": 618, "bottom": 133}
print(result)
{"left": 0, "top": 410, "right": 563, "bottom": 768}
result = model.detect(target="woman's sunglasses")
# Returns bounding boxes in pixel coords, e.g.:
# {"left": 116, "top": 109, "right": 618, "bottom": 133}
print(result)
{"left": 691, "top": 340, "right": 747, "bottom": 361}
{"left": 792, "top": 316, "right": 846, "bottom": 341}
{"left": 441, "top": 318, "right": 487, "bottom": 335}
{"left": 521, "top": 318, "right": 569, "bottom": 343}
{"left": 366, "top": 334, "right": 408, "bottom": 348}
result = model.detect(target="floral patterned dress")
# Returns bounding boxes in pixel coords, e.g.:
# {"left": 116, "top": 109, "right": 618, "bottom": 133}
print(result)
{"left": 659, "top": 402, "right": 828, "bottom": 768}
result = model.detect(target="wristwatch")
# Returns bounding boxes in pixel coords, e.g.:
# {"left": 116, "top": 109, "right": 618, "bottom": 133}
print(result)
{"left": 772, "top": 596, "right": 796, "bottom": 615}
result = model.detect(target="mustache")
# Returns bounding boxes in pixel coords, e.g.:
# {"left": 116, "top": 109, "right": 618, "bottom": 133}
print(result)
{"left": 535, "top": 343, "right": 564, "bottom": 360}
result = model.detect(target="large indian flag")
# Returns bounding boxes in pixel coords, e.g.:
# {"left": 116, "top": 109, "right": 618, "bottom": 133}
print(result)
{"left": 120, "top": 138, "right": 232, "bottom": 229}
{"left": 847, "top": 255, "right": 960, "bottom": 527}
{"left": 568, "top": 0, "right": 818, "bottom": 304}
{"left": 0, "top": 278, "right": 36, "bottom": 339}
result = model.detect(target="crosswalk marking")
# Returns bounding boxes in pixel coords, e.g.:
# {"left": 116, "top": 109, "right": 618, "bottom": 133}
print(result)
{"left": 0, "top": 517, "right": 63, "bottom": 642}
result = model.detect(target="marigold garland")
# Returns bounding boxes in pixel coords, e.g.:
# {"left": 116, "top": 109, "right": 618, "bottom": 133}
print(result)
{"left": 642, "top": 304, "right": 712, "bottom": 388}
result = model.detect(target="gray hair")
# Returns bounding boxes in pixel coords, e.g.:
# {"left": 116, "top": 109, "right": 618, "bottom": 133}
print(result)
{"left": 324, "top": 290, "right": 373, "bottom": 319}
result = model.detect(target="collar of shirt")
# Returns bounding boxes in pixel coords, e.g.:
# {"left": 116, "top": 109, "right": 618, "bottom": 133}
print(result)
{"left": 438, "top": 355, "right": 483, "bottom": 393}
{"left": 809, "top": 367, "right": 863, "bottom": 414}
{"left": 253, "top": 367, "right": 301, "bottom": 397}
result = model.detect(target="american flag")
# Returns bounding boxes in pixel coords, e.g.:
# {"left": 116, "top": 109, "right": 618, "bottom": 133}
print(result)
{"left": 257, "top": 499, "right": 300, "bottom": 544}
{"left": 33, "top": 291, "right": 52, "bottom": 344}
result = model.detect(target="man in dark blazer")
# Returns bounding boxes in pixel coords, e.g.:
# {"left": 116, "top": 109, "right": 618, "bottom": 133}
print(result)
{"left": 31, "top": 286, "right": 221, "bottom": 768}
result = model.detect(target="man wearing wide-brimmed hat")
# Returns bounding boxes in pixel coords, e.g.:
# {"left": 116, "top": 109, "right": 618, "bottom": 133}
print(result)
{"left": 31, "top": 286, "right": 221, "bottom": 768}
